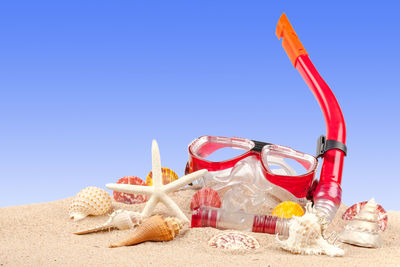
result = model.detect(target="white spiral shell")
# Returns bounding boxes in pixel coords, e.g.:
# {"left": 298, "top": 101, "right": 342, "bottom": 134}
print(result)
{"left": 276, "top": 202, "right": 344, "bottom": 257}
{"left": 339, "top": 198, "right": 382, "bottom": 248}
{"left": 74, "top": 209, "right": 143, "bottom": 235}
{"left": 69, "top": 186, "right": 112, "bottom": 221}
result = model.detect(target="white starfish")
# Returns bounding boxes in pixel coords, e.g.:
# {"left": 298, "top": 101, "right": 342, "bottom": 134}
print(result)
{"left": 106, "top": 140, "right": 207, "bottom": 223}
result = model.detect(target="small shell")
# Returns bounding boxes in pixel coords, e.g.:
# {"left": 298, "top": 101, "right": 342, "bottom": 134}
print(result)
{"left": 113, "top": 176, "right": 148, "bottom": 204}
{"left": 69, "top": 186, "right": 112, "bottom": 221}
{"left": 109, "top": 215, "right": 183, "bottom": 248}
{"left": 190, "top": 187, "right": 222, "bottom": 211}
{"left": 276, "top": 202, "right": 344, "bottom": 257}
{"left": 208, "top": 231, "right": 260, "bottom": 250}
{"left": 272, "top": 201, "right": 304, "bottom": 218}
{"left": 74, "top": 209, "right": 143, "bottom": 235}
{"left": 146, "top": 167, "right": 178, "bottom": 186}
{"left": 339, "top": 198, "right": 382, "bottom": 248}
{"left": 342, "top": 200, "right": 388, "bottom": 231}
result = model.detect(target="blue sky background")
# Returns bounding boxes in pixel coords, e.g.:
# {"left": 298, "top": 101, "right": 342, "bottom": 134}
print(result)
{"left": 1, "top": 1, "right": 399, "bottom": 211}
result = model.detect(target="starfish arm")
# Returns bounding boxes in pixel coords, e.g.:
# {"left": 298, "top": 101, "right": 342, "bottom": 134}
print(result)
{"left": 160, "top": 194, "right": 189, "bottom": 223}
{"left": 152, "top": 140, "right": 163, "bottom": 187}
{"left": 141, "top": 195, "right": 159, "bottom": 218}
{"left": 164, "top": 169, "right": 208, "bottom": 193}
{"left": 106, "top": 183, "right": 154, "bottom": 195}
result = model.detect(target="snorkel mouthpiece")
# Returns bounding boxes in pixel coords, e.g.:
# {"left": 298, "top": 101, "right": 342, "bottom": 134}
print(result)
{"left": 276, "top": 13, "right": 347, "bottom": 223}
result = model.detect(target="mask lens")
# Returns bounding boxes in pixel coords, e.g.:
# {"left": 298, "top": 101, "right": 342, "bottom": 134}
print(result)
{"left": 261, "top": 145, "right": 317, "bottom": 176}
{"left": 190, "top": 136, "right": 254, "bottom": 161}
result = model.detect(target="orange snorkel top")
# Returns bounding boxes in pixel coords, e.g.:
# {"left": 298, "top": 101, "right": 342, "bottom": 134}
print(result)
{"left": 275, "top": 13, "right": 308, "bottom": 67}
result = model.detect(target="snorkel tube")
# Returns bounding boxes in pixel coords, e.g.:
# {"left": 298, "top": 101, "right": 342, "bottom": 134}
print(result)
{"left": 276, "top": 13, "right": 347, "bottom": 223}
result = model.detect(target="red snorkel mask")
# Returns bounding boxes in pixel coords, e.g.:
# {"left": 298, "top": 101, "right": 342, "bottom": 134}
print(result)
{"left": 186, "top": 136, "right": 318, "bottom": 199}
{"left": 186, "top": 13, "right": 347, "bottom": 223}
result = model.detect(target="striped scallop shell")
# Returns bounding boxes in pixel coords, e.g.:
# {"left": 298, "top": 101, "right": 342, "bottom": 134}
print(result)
{"left": 146, "top": 167, "right": 178, "bottom": 186}
{"left": 190, "top": 187, "right": 221, "bottom": 211}
{"left": 208, "top": 231, "right": 260, "bottom": 250}
{"left": 113, "top": 176, "right": 148, "bottom": 204}
{"left": 69, "top": 186, "right": 112, "bottom": 221}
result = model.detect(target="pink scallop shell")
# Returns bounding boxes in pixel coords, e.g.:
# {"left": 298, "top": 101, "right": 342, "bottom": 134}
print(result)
{"left": 113, "top": 176, "right": 148, "bottom": 204}
{"left": 208, "top": 231, "right": 260, "bottom": 250}
{"left": 190, "top": 187, "right": 222, "bottom": 211}
{"left": 342, "top": 201, "right": 388, "bottom": 231}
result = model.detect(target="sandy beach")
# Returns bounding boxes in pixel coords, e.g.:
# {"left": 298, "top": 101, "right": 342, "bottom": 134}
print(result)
{"left": 1, "top": 187, "right": 399, "bottom": 267}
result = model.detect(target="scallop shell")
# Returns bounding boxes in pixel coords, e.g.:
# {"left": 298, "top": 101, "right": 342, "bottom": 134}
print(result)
{"left": 276, "top": 202, "right": 344, "bottom": 257}
{"left": 74, "top": 209, "right": 143, "bottom": 235}
{"left": 69, "top": 186, "right": 112, "bottom": 221}
{"left": 109, "top": 215, "right": 183, "bottom": 247}
{"left": 190, "top": 187, "right": 221, "bottom": 211}
{"left": 208, "top": 231, "right": 260, "bottom": 250}
{"left": 113, "top": 176, "right": 148, "bottom": 204}
{"left": 146, "top": 167, "right": 178, "bottom": 186}
{"left": 272, "top": 201, "right": 304, "bottom": 218}
{"left": 342, "top": 200, "right": 388, "bottom": 231}
{"left": 339, "top": 198, "right": 382, "bottom": 248}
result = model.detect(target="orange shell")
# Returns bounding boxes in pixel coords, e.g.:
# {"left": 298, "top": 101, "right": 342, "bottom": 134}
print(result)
{"left": 272, "top": 201, "right": 304, "bottom": 218}
{"left": 109, "top": 215, "right": 181, "bottom": 247}
{"left": 146, "top": 167, "right": 178, "bottom": 186}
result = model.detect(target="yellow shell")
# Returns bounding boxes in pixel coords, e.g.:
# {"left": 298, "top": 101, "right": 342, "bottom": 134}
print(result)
{"left": 272, "top": 201, "right": 304, "bottom": 218}
{"left": 146, "top": 167, "right": 178, "bottom": 186}
{"left": 69, "top": 186, "right": 112, "bottom": 221}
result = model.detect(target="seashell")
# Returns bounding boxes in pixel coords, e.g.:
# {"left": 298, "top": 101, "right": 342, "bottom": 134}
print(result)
{"left": 339, "top": 198, "right": 381, "bottom": 248}
{"left": 69, "top": 186, "right": 112, "bottom": 221}
{"left": 272, "top": 201, "right": 304, "bottom": 218}
{"left": 73, "top": 209, "right": 143, "bottom": 235}
{"left": 113, "top": 176, "right": 148, "bottom": 204}
{"left": 276, "top": 202, "right": 344, "bottom": 257}
{"left": 146, "top": 167, "right": 178, "bottom": 186}
{"left": 208, "top": 231, "right": 260, "bottom": 250}
{"left": 342, "top": 200, "right": 388, "bottom": 231}
{"left": 190, "top": 187, "right": 222, "bottom": 211}
{"left": 109, "top": 215, "right": 184, "bottom": 247}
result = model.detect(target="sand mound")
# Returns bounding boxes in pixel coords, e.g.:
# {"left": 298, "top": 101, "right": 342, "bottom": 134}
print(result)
{"left": 1, "top": 187, "right": 399, "bottom": 266}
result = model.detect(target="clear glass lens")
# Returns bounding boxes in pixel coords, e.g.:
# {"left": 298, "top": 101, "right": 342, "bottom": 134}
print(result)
{"left": 261, "top": 145, "right": 317, "bottom": 176}
{"left": 190, "top": 136, "right": 254, "bottom": 161}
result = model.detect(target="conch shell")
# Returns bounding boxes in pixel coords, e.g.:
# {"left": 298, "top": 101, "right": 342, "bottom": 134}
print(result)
{"left": 109, "top": 215, "right": 183, "bottom": 247}
{"left": 339, "top": 198, "right": 382, "bottom": 248}
{"left": 276, "top": 202, "right": 344, "bottom": 257}
{"left": 74, "top": 209, "right": 143, "bottom": 235}
{"left": 69, "top": 186, "right": 112, "bottom": 221}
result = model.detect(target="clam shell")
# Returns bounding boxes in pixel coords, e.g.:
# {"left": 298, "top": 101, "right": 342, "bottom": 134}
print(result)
{"left": 69, "top": 186, "right": 112, "bottom": 221}
{"left": 146, "top": 167, "right": 178, "bottom": 186}
{"left": 109, "top": 215, "right": 183, "bottom": 247}
{"left": 113, "top": 176, "right": 148, "bottom": 204}
{"left": 342, "top": 200, "right": 388, "bottom": 231}
{"left": 208, "top": 231, "right": 260, "bottom": 250}
{"left": 190, "top": 187, "right": 221, "bottom": 211}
